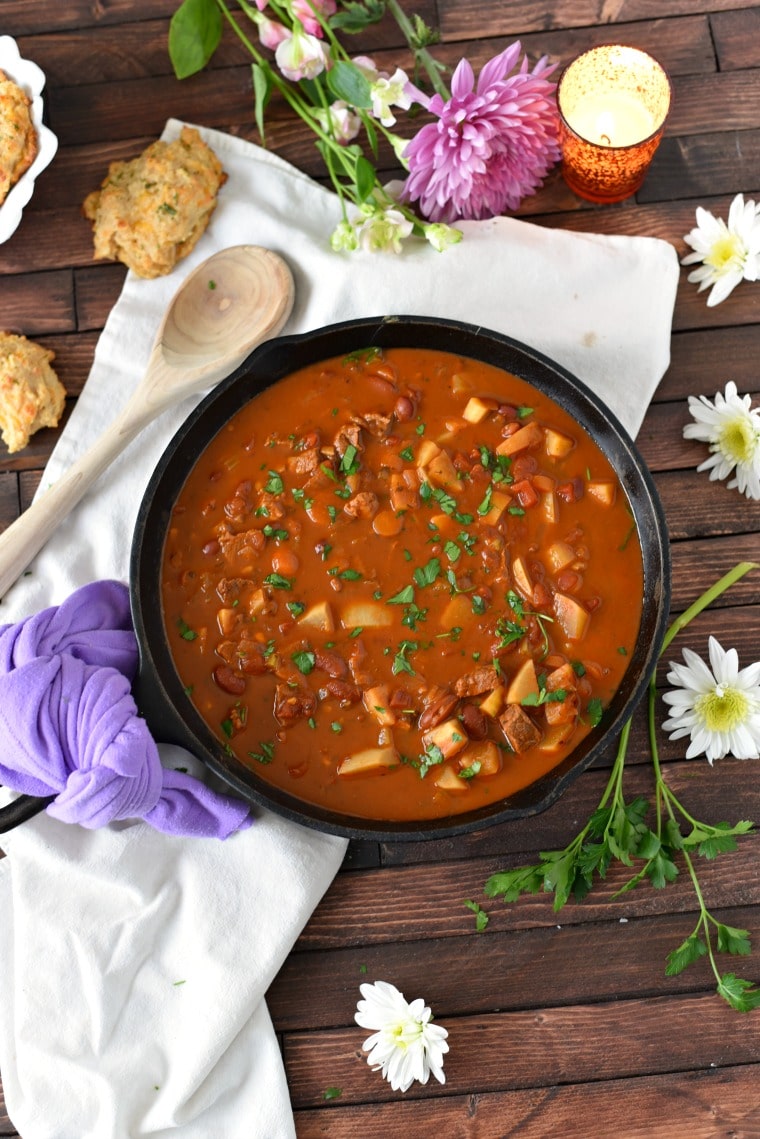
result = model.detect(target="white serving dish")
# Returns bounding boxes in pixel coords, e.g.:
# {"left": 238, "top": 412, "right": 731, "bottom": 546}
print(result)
{"left": 0, "top": 35, "right": 58, "bottom": 243}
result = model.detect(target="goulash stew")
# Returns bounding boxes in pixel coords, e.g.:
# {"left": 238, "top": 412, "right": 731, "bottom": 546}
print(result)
{"left": 161, "top": 347, "right": 643, "bottom": 821}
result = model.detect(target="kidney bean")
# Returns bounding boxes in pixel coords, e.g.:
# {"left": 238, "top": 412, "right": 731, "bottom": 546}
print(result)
{"left": 418, "top": 688, "right": 459, "bottom": 730}
{"left": 314, "top": 648, "right": 349, "bottom": 679}
{"left": 460, "top": 703, "right": 488, "bottom": 740}
{"left": 393, "top": 395, "right": 415, "bottom": 421}
{"left": 323, "top": 678, "right": 361, "bottom": 704}
{"left": 272, "top": 547, "right": 300, "bottom": 577}
{"left": 212, "top": 665, "right": 247, "bottom": 695}
{"left": 202, "top": 539, "right": 220, "bottom": 557}
{"left": 556, "top": 569, "right": 582, "bottom": 593}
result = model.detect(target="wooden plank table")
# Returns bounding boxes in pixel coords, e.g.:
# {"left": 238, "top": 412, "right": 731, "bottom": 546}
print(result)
{"left": 2, "top": 2, "right": 760, "bottom": 1135}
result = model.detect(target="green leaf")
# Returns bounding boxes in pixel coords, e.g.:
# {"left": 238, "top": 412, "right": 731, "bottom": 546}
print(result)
{"left": 716, "top": 923, "right": 752, "bottom": 957}
{"left": 354, "top": 155, "right": 377, "bottom": 202}
{"left": 717, "top": 973, "right": 760, "bottom": 1012}
{"left": 329, "top": 0, "right": 386, "bottom": 33}
{"left": 252, "top": 62, "right": 272, "bottom": 143}
{"left": 665, "top": 931, "right": 707, "bottom": 976}
{"left": 326, "top": 60, "right": 373, "bottom": 108}
{"left": 541, "top": 849, "right": 579, "bottom": 911}
{"left": 483, "top": 863, "right": 544, "bottom": 903}
{"left": 645, "top": 849, "right": 679, "bottom": 889}
{"left": 698, "top": 832, "right": 739, "bottom": 859}
{"left": 291, "top": 650, "right": 316, "bottom": 675}
{"left": 664, "top": 817, "right": 684, "bottom": 850}
{"left": 323, "top": 1086, "right": 343, "bottom": 1100}
{"left": 635, "top": 828, "right": 661, "bottom": 860}
{"left": 168, "top": 0, "right": 222, "bottom": 79}
{"left": 463, "top": 898, "right": 489, "bottom": 932}
{"left": 576, "top": 838, "right": 612, "bottom": 884}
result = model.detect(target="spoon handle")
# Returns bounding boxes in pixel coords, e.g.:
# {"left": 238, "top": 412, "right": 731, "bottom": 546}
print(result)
{"left": 0, "top": 396, "right": 154, "bottom": 600}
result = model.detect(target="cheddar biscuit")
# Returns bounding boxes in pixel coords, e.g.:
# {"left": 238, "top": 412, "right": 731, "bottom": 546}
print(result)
{"left": 0, "top": 333, "right": 66, "bottom": 454}
{"left": 82, "top": 127, "right": 226, "bottom": 278}
{"left": 0, "top": 69, "right": 38, "bottom": 206}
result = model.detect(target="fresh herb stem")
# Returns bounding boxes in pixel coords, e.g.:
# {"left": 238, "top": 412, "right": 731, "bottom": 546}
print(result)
{"left": 385, "top": 0, "right": 449, "bottom": 98}
{"left": 484, "top": 561, "right": 760, "bottom": 1011}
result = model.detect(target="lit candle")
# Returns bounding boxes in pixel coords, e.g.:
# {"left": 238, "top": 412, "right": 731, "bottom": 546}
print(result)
{"left": 557, "top": 45, "right": 671, "bottom": 204}
{"left": 567, "top": 93, "right": 656, "bottom": 148}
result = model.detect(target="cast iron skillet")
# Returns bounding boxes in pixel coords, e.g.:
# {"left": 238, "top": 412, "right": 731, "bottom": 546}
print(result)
{"left": 125, "top": 315, "right": 671, "bottom": 842}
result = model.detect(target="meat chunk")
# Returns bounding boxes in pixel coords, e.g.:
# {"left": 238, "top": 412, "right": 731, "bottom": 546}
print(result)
{"left": 352, "top": 411, "right": 392, "bottom": 438}
{"left": 215, "top": 576, "right": 250, "bottom": 604}
{"left": 454, "top": 667, "right": 500, "bottom": 698}
{"left": 287, "top": 447, "right": 320, "bottom": 476}
{"left": 334, "top": 422, "right": 364, "bottom": 457}
{"left": 344, "top": 491, "right": 379, "bottom": 520}
{"left": 499, "top": 704, "right": 543, "bottom": 753}
{"left": 274, "top": 683, "right": 317, "bottom": 725}
{"left": 216, "top": 527, "right": 266, "bottom": 562}
{"left": 418, "top": 686, "right": 459, "bottom": 730}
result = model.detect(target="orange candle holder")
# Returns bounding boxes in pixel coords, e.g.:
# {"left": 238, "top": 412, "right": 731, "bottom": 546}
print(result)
{"left": 557, "top": 45, "right": 672, "bottom": 204}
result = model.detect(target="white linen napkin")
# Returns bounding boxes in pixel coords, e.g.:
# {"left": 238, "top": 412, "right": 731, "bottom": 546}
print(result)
{"left": 0, "top": 117, "right": 679, "bottom": 1139}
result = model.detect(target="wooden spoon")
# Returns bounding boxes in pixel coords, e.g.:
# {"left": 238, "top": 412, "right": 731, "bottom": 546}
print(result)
{"left": 0, "top": 245, "right": 295, "bottom": 599}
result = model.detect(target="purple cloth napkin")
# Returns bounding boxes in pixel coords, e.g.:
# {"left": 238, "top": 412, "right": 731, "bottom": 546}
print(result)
{"left": 0, "top": 580, "right": 251, "bottom": 838}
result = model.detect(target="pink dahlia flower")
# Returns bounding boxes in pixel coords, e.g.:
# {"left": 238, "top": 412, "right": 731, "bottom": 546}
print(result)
{"left": 402, "top": 42, "right": 560, "bottom": 223}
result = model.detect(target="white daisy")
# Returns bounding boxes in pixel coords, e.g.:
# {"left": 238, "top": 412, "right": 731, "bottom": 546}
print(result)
{"left": 662, "top": 636, "right": 760, "bottom": 764}
{"left": 684, "top": 382, "right": 760, "bottom": 500}
{"left": 681, "top": 193, "right": 760, "bottom": 306}
{"left": 355, "top": 980, "right": 449, "bottom": 1092}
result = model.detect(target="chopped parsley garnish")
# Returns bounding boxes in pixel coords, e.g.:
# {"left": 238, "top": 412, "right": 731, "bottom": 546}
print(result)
{"left": 472, "top": 594, "right": 487, "bottom": 615}
{"left": 387, "top": 584, "right": 415, "bottom": 605}
{"left": 517, "top": 405, "right": 533, "bottom": 418}
{"left": 402, "top": 602, "right": 427, "bottom": 630}
{"left": 400, "top": 445, "right": 414, "bottom": 461}
{"left": 262, "top": 524, "right": 288, "bottom": 540}
{"left": 418, "top": 742, "right": 445, "bottom": 778}
{"left": 413, "top": 557, "right": 441, "bottom": 588}
{"left": 248, "top": 741, "right": 275, "bottom": 764}
{"left": 459, "top": 760, "right": 482, "bottom": 780}
{"left": 586, "top": 698, "right": 604, "bottom": 726}
{"left": 177, "top": 618, "right": 197, "bottom": 641}
{"left": 340, "top": 444, "right": 359, "bottom": 474}
{"left": 291, "top": 649, "right": 316, "bottom": 675}
{"left": 220, "top": 718, "right": 233, "bottom": 738}
{"left": 477, "top": 484, "right": 493, "bottom": 515}
{"left": 444, "top": 540, "right": 461, "bottom": 563}
{"left": 264, "top": 572, "right": 293, "bottom": 590}
{"left": 392, "top": 640, "right": 418, "bottom": 676}
{"left": 343, "top": 346, "right": 382, "bottom": 364}
{"left": 264, "top": 470, "right": 284, "bottom": 495}
{"left": 286, "top": 600, "right": 306, "bottom": 617}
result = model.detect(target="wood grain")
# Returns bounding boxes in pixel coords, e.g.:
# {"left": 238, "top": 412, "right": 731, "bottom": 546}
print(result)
{"left": 2, "top": 4, "right": 760, "bottom": 1138}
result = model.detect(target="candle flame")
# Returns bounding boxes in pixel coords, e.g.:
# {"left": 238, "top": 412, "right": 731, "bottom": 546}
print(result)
{"left": 596, "top": 111, "right": 615, "bottom": 147}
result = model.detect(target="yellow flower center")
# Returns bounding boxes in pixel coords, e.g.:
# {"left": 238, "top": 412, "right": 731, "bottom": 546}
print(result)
{"left": 705, "top": 232, "right": 744, "bottom": 274}
{"left": 718, "top": 415, "right": 757, "bottom": 465}
{"left": 694, "top": 684, "right": 751, "bottom": 733}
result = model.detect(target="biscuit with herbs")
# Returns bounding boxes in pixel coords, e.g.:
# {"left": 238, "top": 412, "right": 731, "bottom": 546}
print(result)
{"left": 82, "top": 126, "right": 226, "bottom": 278}
{"left": 0, "top": 333, "right": 65, "bottom": 454}
{"left": 0, "top": 69, "right": 38, "bottom": 206}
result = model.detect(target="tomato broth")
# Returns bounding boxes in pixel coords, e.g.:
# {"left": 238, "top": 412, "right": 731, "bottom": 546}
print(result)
{"left": 161, "top": 347, "right": 643, "bottom": 821}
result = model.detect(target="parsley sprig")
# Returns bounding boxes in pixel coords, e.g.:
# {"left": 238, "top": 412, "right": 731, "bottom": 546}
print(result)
{"left": 483, "top": 561, "right": 760, "bottom": 1012}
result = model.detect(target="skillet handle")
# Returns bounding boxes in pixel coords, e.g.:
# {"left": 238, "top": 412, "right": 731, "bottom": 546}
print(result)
{"left": 0, "top": 793, "right": 55, "bottom": 834}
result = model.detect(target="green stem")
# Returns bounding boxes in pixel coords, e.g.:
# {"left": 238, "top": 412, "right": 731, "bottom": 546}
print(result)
{"left": 385, "top": 0, "right": 449, "bottom": 98}
{"left": 660, "top": 561, "right": 759, "bottom": 656}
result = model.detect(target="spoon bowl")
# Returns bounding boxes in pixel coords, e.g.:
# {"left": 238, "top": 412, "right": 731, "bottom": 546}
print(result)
{"left": 0, "top": 245, "right": 295, "bottom": 600}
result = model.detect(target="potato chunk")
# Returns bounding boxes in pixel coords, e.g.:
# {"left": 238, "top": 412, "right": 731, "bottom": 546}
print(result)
{"left": 422, "top": 718, "right": 469, "bottom": 759}
{"left": 553, "top": 592, "right": 591, "bottom": 642}
{"left": 496, "top": 421, "right": 542, "bottom": 457}
{"left": 505, "top": 658, "right": 539, "bottom": 704}
{"left": 337, "top": 746, "right": 399, "bottom": 777}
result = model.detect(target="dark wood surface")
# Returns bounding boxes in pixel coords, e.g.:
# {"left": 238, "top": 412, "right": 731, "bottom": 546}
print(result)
{"left": 2, "top": 2, "right": 760, "bottom": 1136}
